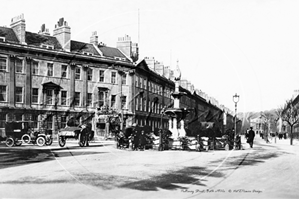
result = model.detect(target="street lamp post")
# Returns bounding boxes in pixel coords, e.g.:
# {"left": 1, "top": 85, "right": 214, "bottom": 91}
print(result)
{"left": 233, "top": 93, "right": 240, "bottom": 149}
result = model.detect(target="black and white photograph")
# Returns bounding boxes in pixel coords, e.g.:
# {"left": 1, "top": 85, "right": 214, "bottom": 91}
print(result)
{"left": 0, "top": 0, "right": 298, "bottom": 198}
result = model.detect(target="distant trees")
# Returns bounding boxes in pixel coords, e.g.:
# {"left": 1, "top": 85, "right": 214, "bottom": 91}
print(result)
{"left": 281, "top": 97, "right": 299, "bottom": 145}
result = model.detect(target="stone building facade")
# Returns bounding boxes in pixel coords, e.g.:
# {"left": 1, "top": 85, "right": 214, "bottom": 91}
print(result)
{"left": 0, "top": 14, "right": 234, "bottom": 139}
{"left": 0, "top": 14, "right": 137, "bottom": 138}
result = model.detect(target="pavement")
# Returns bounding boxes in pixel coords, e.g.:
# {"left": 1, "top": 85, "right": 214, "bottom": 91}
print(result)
{"left": 0, "top": 135, "right": 298, "bottom": 199}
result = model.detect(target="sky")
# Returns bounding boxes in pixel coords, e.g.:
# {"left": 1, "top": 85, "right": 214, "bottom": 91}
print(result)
{"left": 1, "top": 0, "right": 299, "bottom": 113}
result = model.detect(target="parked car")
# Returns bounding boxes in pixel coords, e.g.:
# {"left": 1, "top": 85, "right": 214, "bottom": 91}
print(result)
{"left": 5, "top": 121, "right": 53, "bottom": 147}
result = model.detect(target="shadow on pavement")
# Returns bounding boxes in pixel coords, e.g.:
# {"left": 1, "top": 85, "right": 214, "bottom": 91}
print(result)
{"left": 118, "top": 166, "right": 224, "bottom": 191}
{"left": 208, "top": 146, "right": 291, "bottom": 169}
{"left": 0, "top": 145, "right": 107, "bottom": 169}
{"left": 1, "top": 166, "right": 222, "bottom": 191}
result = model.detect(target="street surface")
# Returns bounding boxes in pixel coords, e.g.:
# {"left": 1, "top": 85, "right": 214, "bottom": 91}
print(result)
{"left": 0, "top": 136, "right": 298, "bottom": 199}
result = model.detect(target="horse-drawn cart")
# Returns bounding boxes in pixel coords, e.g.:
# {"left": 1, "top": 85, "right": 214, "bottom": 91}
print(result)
{"left": 57, "top": 125, "right": 94, "bottom": 147}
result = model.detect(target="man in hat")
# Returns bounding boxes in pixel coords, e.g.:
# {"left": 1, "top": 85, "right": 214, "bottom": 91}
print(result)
{"left": 80, "top": 124, "right": 90, "bottom": 147}
{"left": 247, "top": 127, "right": 255, "bottom": 148}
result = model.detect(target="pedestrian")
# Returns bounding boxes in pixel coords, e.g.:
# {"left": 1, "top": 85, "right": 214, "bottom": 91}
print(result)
{"left": 247, "top": 127, "right": 255, "bottom": 148}
{"left": 139, "top": 130, "right": 146, "bottom": 150}
{"left": 132, "top": 124, "right": 140, "bottom": 150}
{"left": 80, "top": 124, "right": 90, "bottom": 147}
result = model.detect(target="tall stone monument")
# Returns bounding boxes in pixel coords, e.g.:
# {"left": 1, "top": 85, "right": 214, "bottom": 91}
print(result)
{"left": 164, "top": 61, "right": 189, "bottom": 147}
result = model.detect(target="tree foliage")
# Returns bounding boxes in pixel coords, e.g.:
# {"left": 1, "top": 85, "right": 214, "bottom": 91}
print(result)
{"left": 282, "top": 98, "right": 299, "bottom": 127}
{"left": 281, "top": 97, "right": 299, "bottom": 145}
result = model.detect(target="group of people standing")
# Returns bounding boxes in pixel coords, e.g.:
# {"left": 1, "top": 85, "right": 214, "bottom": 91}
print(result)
{"left": 115, "top": 124, "right": 151, "bottom": 150}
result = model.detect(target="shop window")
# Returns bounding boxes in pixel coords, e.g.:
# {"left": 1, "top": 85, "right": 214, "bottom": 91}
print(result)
{"left": 0, "top": 114, "right": 6, "bottom": 128}
{"left": 15, "top": 114, "right": 23, "bottom": 121}
{"left": 60, "top": 116, "right": 67, "bottom": 129}
{"left": 45, "top": 115, "right": 53, "bottom": 129}
{"left": 32, "top": 115, "right": 38, "bottom": 128}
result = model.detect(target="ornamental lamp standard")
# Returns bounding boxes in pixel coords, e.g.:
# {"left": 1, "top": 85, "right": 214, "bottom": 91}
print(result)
{"left": 233, "top": 93, "right": 240, "bottom": 148}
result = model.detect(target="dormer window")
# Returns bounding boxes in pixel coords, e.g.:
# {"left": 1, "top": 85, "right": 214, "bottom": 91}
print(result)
{"left": 0, "top": 37, "right": 5, "bottom": 42}
{"left": 82, "top": 52, "right": 93, "bottom": 56}
{"left": 41, "top": 44, "right": 54, "bottom": 50}
{"left": 114, "top": 57, "right": 126, "bottom": 61}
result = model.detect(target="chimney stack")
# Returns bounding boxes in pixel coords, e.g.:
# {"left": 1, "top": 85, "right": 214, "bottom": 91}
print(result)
{"left": 10, "top": 14, "right": 26, "bottom": 44}
{"left": 155, "top": 61, "right": 164, "bottom": 76}
{"left": 117, "top": 35, "right": 139, "bottom": 62}
{"left": 90, "top": 31, "right": 98, "bottom": 45}
{"left": 163, "top": 66, "right": 170, "bottom": 79}
{"left": 145, "top": 57, "right": 155, "bottom": 71}
{"left": 38, "top": 24, "right": 50, "bottom": 36}
{"left": 53, "top": 18, "right": 71, "bottom": 51}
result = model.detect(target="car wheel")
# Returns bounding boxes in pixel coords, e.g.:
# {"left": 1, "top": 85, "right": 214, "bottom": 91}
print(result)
{"left": 45, "top": 138, "right": 53, "bottom": 146}
{"left": 36, "top": 137, "right": 46, "bottom": 147}
{"left": 6, "top": 137, "right": 14, "bottom": 147}
{"left": 21, "top": 134, "right": 31, "bottom": 144}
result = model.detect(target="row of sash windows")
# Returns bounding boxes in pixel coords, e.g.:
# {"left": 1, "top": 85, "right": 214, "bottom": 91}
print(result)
{"left": 0, "top": 86, "right": 125, "bottom": 110}
{"left": 0, "top": 57, "right": 126, "bottom": 84}
{"left": 135, "top": 76, "right": 173, "bottom": 98}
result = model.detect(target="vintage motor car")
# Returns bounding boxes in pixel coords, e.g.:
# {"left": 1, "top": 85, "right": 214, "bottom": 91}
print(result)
{"left": 5, "top": 121, "right": 53, "bottom": 147}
